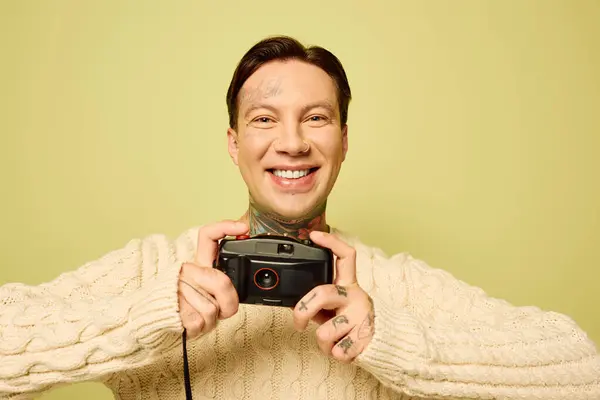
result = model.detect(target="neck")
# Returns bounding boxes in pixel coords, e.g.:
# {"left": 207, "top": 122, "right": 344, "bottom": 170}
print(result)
{"left": 242, "top": 198, "right": 329, "bottom": 240}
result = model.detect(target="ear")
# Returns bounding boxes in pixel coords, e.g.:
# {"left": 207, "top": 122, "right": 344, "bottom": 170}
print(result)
{"left": 341, "top": 124, "right": 349, "bottom": 161}
{"left": 227, "top": 128, "right": 240, "bottom": 165}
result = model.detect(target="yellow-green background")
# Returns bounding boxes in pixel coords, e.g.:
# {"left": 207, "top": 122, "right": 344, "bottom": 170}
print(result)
{"left": 1, "top": 1, "right": 598, "bottom": 398}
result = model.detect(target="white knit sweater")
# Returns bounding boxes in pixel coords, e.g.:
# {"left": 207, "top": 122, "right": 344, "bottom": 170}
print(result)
{"left": 0, "top": 227, "right": 599, "bottom": 399}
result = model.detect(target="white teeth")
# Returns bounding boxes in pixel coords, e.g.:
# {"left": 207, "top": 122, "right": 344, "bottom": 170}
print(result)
{"left": 273, "top": 169, "right": 311, "bottom": 179}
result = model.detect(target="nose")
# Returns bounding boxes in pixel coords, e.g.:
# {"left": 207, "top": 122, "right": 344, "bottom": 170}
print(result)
{"left": 273, "top": 123, "right": 309, "bottom": 155}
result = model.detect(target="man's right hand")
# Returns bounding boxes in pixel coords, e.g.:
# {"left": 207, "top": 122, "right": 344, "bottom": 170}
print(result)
{"left": 178, "top": 220, "right": 249, "bottom": 339}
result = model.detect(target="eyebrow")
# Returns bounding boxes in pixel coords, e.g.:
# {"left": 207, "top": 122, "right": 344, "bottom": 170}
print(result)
{"left": 243, "top": 101, "right": 337, "bottom": 119}
{"left": 243, "top": 103, "right": 277, "bottom": 119}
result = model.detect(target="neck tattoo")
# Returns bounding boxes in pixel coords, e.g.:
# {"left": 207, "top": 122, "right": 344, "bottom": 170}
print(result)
{"left": 244, "top": 198, "right": 329, "bottom": 240}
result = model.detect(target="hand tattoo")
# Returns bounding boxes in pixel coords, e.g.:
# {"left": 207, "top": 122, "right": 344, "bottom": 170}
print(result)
{"left": 298, "top": 293, "right": 317, "bottom": 311}
{"left": 357, "top": 296, "right": 375, "bottom": 339}
{"left": 332, "top": 315, "right": 349, "bottom": 329}
{"left": 357, "top": 312, "right": 375, "bottom": 339}
{"left": 335, "top": 285, "right": 348, "bottom": 297}
{"left": 338, "top": 337, "right": 354, "bottom": 354}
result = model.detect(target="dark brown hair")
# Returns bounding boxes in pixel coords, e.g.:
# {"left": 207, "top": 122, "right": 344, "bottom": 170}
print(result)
{"left": 226, "top": 35, "right": 352, "bottom": 129}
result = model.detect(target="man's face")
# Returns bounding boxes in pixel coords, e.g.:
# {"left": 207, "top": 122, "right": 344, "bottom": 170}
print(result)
{"left": 227, "top": 59, "right": 348, "bottom": 220}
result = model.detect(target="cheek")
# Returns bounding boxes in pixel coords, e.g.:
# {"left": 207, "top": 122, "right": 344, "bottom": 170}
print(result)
{"left": 314, "top": 134, "right": 345, "bottom": 161}
{"left": 238, "top": 134, "right": 272, "bottom": 166}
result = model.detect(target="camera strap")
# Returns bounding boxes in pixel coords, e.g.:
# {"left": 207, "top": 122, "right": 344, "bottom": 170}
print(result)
{"left": 182, "top": 329, "right": 193, "bottom": 400}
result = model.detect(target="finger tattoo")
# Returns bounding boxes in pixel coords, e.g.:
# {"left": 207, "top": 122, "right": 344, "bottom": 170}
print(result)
{"left": 338, "top": 337, "right": 354, "bottom": 354}
{"left": 335, "top": 285, "right": 348, "bottom": 297}
{"left": 299, "top": 292, "right": 317, "bottom": 311}
{"left": 332, "top": 315, "right": 349, "bottom": 328}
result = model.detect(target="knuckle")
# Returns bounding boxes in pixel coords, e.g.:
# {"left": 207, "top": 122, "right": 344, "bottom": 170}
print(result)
{"left": 204, "top": 303, "right": 219, "bottom": 319}
{"left": 215, "top": 272, "right": 234, "bottom": 290}
{"left": 293, "top": 314, "right": 305, "bottom": 327}
{"left": 333, "top": 348, "right": 352, "bottom": 363}
{"left": 316, "top": 327, "right": 330, "bottom": 342}
{"left": 221, "top": 299, "right": 239, "bottom": 317}
{"left": 186, "top": 316, "right": 204, "bottom": 334}
{"left": 194, "top": 318, "right": 205, "bottom": 333}
{"left": 180, "top": 262, "right": 195, "bottom": 275}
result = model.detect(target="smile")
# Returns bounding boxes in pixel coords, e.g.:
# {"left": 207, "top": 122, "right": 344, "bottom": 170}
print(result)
{"left": 266, "top": 167, "right": 320, "bottom": 191}
{"left": 270, "top": 168, "right": 318, "bottom": 179}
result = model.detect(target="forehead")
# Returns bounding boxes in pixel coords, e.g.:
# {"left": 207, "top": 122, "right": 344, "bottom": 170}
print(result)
{"left": 238, "top": 60, "right": 338, "bottom": 111}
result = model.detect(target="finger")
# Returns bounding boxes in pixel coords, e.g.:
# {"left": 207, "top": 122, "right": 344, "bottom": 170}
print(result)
{"left": 290, "top": 306, "right": 334, "bottom": 325}
{"left": 181, "top": 262, "right": 239, "bottom": 318}
{"left": 179, "top": 280, "right": 220, "bottom": 333}
{"left": 293, "top": 285, "right": 349, "bottom": 331}
{"left": 315, "top": 313, "right": 354, "bottom": 356}
{"left": 312, "top": 309, "right": 336, "bottom": 325}
{"left": 179, "top": 294, "right": 204, "bottom": 339}
{"left": 331, "top": 328, "right": 364, "bottom": 363}
{"left": 195, "top": 220, "right": 249, "bottom": 266}
{"left": 309, "top": 231, "right": 357, "bottom": 286}
{"left": 179, "top": 278, "right": 220, "bottom": 309}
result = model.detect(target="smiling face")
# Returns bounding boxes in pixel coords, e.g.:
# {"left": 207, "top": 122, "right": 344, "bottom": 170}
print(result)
{"left": 227, "top": 59, "right": 348, "bottom": 220}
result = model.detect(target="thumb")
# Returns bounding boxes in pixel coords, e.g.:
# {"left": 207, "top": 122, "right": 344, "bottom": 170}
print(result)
{"left": 309, "top": 230, "right": 357, "bottom": 286}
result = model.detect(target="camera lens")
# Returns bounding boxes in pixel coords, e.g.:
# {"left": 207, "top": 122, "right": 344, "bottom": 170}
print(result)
{"left": 254, "top": 268, "right": 278, "bottom": 290}
{"left": 277, "top": 243, "right": 294, "bottom": 255}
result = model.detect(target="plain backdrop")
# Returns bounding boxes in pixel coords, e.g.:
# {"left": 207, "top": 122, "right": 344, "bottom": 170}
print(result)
{"left": 1, "top": 1, "right": 599, "bottom": 399}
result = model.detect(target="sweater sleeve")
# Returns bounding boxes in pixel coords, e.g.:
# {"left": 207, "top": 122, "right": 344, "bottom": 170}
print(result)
{"left": 0, "top": 227, "right": 200, "bottom": 399}
{"left": 353, "top": 248, "right": 600, "bottom": 400}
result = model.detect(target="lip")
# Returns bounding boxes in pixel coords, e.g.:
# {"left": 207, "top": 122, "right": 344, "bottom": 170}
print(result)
{"left": 267, "top": 164, "right": 319, "bottom": 171}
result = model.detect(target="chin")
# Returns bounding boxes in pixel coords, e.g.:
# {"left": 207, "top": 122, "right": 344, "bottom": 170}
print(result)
{"left": 268, "top": 198, "right": 323, "bottom": 221}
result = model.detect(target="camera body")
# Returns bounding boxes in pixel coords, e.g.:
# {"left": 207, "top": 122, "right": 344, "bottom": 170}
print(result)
{"left": 214, "top": 234, "right": 334, "bottom": 307}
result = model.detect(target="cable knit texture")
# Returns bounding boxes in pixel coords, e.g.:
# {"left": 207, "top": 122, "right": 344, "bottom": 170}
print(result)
{"left": 0, "top": 226, "right": 599, "bottom": 399}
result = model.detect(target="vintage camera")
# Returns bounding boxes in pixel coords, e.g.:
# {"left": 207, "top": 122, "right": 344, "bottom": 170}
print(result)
{"left": 214, "top": 234, "right": 334, "bottom": 307}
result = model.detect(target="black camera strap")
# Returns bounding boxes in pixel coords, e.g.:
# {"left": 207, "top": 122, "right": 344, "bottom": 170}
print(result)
{"left": 182, "top": 329, "right": 193, "bottom": 400}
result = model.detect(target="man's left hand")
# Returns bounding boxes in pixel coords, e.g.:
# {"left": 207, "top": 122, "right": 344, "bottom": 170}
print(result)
{"left": 293, "top": 230, "right": 375, "bottom": 363}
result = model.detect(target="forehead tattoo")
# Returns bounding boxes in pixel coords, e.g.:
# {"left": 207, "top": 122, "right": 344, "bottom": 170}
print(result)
{"left": 240, "top": 77, "right": 283, "bottom": 107}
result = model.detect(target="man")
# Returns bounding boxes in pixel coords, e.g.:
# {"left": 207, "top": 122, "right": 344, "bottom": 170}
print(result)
{"left": 1, "top": 36, "right": 599, "bottom": 400}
